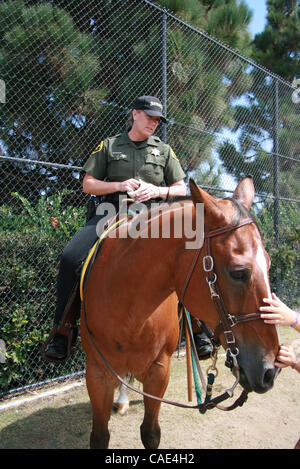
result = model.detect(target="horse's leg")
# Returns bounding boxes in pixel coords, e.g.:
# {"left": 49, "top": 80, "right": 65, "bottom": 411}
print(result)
{"left": 86, "top": 359, "right": 115, "bottom": 449}
{"left": 140, "top": 354, "right": 171, "bottom": 449}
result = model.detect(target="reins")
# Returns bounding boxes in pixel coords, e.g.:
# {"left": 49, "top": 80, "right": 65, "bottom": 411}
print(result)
{"left": 82, "top": 211, "right": 261, "bottom": 412}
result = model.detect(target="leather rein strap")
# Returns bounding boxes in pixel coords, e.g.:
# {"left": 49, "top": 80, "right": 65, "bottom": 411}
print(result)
{"left": 82, "top": 216, "right": 260, "bottom": 412}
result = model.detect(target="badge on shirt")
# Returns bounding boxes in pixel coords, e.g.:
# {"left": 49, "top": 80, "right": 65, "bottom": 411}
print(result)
{"left": 91, "top": 140, "right": 103, "bottom": 154}
{"left": 151, "top": 148, "right": 160, "bottom": 158}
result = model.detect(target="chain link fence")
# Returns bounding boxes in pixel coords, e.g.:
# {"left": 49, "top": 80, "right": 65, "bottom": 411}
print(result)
{"left": 1, "top": 0, "right": 299, "bottom": 398}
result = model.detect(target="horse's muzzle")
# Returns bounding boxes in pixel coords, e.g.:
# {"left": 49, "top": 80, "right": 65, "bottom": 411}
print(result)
{"left": 237, "top": 362, "right": 280, "bottom": 394}
{"left": 231, "top": 345, "right": 280, "bottom": 394}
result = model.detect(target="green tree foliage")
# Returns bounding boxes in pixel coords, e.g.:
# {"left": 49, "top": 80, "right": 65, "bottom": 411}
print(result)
{"left": 0, "top": 0, "right": 257, "bottom": 195}
{"left": 156, "top": 0, "right": 253, "bottom": 55}
{"left": 252, "top": 0, "right": 300, "bottom": 82}
{"left": 0, "top": 1, "right": 109, "bottom": 204}
{"left": 0, "top": 1, "right": 102, "bottom": 165}
{"left": 146, "top": 0, "right": 255, "bottom": 175}
{"left": 218, "top": 0, "right": 300, "bottom": 199}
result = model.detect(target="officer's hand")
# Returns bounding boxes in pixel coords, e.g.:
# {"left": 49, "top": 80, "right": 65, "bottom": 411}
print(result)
{"left": 119, "top": 179, "right": 140, "bottom": 193}
{"left": 131, "top": 180, "right": 160, "bottom": 202}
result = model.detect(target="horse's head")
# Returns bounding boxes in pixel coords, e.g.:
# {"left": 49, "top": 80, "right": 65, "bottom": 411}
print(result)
{"left": 186, "top": 177, "right": 279, "bottom": 394}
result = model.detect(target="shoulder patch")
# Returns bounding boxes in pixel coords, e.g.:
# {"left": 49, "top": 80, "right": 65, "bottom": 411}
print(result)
{"left": 170, "top": 147, "right": 179, "bottom": 161}
{"left": 91, "top": 140, "right": 104, "bottom": 154}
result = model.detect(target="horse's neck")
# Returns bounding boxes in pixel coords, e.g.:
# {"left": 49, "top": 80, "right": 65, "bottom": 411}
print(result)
{"left": 110, "top": 201, "right": 198, "bottom": 303}
{"left": 115, "top": 236, "right": 182, "bottom": 298}
{"left": 89, "top": 203, "right": 203, "bottom": 333}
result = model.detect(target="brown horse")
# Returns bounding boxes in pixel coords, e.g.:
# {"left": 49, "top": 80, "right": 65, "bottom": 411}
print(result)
{"left": 81, "top": 177, "right": 279, "bottom": 449}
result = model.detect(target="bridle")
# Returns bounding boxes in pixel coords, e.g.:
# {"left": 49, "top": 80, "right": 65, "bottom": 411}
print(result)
{"left": 180, "top": 217, "right": 261, "bottom": 364}
{"left": 82, "top": 214, "right": 262, "bottom": 412}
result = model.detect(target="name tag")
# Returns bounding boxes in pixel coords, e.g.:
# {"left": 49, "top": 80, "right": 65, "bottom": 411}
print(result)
{"left": 112, "top": 152, "right": 128, "bottom": 160}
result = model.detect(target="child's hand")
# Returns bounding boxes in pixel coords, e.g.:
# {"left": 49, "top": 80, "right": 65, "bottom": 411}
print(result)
{"left": 260, "top": 293, "right": 298, "bottom": 327}
{"left": 275, "top": 344, "right": 297, "bottom": 369}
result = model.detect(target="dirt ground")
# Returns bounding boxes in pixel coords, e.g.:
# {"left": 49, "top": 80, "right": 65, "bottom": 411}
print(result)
{"left": 0, "top": 326, "right": 299, "bottom": 450}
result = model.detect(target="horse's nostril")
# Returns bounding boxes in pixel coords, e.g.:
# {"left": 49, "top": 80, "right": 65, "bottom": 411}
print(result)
{"left": 263, "top": 367, "right": 275, "bottom": 387}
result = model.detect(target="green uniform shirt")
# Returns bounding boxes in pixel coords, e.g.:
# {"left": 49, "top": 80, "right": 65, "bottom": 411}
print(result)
{"left": 83, "top": 132, "right": 186, "bottom": 187}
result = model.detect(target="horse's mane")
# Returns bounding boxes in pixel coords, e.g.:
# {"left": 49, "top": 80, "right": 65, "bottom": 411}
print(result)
{"left": 129, "top": 193, "right": 257, "bottom": 232}
{"left": 161, "top": 194, "right": 255, "bottom": 226}
{"left": 225, "top": 197, "right": 255, "bottom": 225}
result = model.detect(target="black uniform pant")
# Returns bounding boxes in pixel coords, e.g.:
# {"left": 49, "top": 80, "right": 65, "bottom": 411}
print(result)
{"left": 54, "top": 215, "right": 102, "bottom": 325}
{"left": 54, "top": 195, "right": 155, "bottom": 325}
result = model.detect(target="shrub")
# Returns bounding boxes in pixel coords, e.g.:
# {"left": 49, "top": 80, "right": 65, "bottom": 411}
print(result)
{"left": 0, "top": 192, "right": 86, "bottom": 392}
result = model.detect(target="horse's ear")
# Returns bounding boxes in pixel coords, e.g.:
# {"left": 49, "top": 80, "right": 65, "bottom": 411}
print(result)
{"left": 189, "top": 178, "right": 203, "bottom": 204}
{"left": 189, "top": 179, "right": 226, "bottom": 227}
{"left": 233, "top": 176, "right": 255, "bottom": 210}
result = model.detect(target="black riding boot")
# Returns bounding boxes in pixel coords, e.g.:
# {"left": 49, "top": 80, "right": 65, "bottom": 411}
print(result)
{"left": 43, "top": 212, "right": 107, "bottom": 362}
{"left": 45, "top": 333, "right": 69, "bottom": 360}
{"left": 44, "top": 318, "right": 79, "bottom": 362}
{"left": 43, "top": 280, "right": 81, "bottom": 363}
{"left": 193, "top": 329, "right": 213, "bottom": 360}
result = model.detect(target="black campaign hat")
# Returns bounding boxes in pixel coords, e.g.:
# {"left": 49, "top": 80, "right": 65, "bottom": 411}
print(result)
{"left": 132, "top": 95, "right": 167, "bottom": 123}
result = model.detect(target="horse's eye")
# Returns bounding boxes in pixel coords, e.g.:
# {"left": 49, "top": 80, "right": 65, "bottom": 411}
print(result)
{"left": 229, "top": 269, "right": 249, "bottom": 282}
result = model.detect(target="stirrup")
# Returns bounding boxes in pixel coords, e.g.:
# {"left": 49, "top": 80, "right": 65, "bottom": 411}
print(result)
{"left": 42, "top": 324, "right": 78, "bottom": 363}
{"left": 42, "top": 279, "right": 80, "bottom": 363}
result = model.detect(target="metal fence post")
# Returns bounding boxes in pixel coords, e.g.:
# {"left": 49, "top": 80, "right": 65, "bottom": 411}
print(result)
{"left": 273, "top": 79, "right": 280, "bottom": 294}
{"left": 160, "top": 9, "right": 167, "bottom": 143}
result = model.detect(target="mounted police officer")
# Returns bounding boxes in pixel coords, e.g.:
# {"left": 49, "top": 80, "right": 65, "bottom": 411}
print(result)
{"left": 44, "top": 95, "right": 212, "bottom": 361}
{"left": 44, "top": 96, "right": 189, "bottom": 360}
